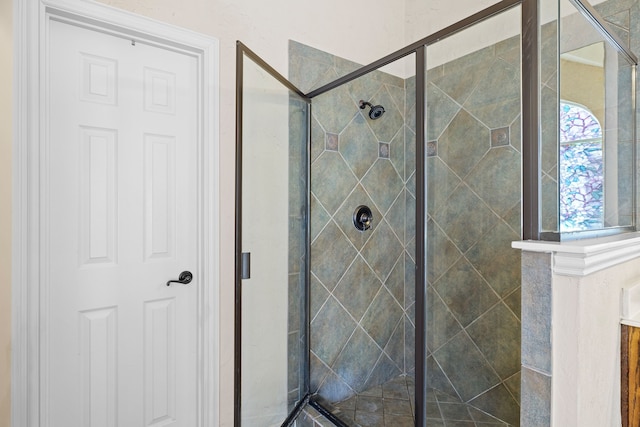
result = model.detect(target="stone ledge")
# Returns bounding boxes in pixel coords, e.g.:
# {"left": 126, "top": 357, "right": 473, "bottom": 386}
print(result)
{"left": 512, "top": 232, "right": 640, "bottom": 276}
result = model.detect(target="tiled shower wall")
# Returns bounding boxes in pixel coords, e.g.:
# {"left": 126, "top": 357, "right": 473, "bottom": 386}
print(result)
{"left": 422, "top": 37, "right": 522, "bottom": 426}
{"left": 288, "top": 37, "right": 523, "bottom": 425}
{"left": 289, "top": 41, "right": 417, "bottom": 403}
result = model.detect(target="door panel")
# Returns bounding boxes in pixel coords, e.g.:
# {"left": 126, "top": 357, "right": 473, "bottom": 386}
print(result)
{"left": 48, "top": 19, "right": 198, "bottom": 426}
{"left": 237, "top": 46, "right": 309, "bottom": 426}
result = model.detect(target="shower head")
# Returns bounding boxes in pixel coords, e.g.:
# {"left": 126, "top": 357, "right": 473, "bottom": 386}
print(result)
{"left": 359, "top": 100, "right": 385, "bottom": 120}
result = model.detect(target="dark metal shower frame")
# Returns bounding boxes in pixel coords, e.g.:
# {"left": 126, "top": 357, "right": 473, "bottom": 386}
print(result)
{"left": 235, "top": 0, "right": 533, "bottom": 425}
{"left": 302, "top": 4, "right": 533, "bottom": 427}
{"left": 234, "top": 40, "right": 313, "bottom": 427}
{"left": 232, "top": 0, "right": 640, "bottom": 423}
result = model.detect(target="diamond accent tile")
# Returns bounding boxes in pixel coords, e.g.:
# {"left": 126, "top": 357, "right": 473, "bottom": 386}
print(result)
{"left": 325, "top": 132, "right": 339, "bottom": 151}
{"left": 427, "top": 141, "right": 437, "bottom": 157}
{"left": 379, "top": 143, "right": 390, "bottom": 158}
{"left": 491, "top": 127, "right": 510, "bottom": 147}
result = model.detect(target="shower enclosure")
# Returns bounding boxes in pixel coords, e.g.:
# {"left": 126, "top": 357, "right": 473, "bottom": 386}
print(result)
{"left": 235, "top": 0, "right": 636, "bottom": 425}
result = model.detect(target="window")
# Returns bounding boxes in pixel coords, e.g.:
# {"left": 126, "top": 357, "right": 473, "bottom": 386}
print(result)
{"left": 559, "top": 101, "right": 603, "bottom": 231}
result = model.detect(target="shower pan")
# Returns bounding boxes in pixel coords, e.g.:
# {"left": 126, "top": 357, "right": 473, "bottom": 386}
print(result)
{"left": 235, "top": 0, "right": 636, "bottom": 424}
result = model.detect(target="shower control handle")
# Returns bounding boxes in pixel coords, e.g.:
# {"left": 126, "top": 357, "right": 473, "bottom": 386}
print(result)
{"left": 357, "top": 211, "right": 371, "bottom": 225}
{"left": 166, "top": 271, "right": 193, "bottom": 286}
{"left": 353, "top": 205, "right": 373, "bottom": 231}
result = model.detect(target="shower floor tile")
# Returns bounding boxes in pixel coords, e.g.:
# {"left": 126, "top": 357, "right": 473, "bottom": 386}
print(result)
{"left": 329, "top": 376, "right": 511, "bottom": 427}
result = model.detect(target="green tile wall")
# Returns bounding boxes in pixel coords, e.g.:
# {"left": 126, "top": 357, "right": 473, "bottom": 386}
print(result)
{"left": 289, "top": 40, "right": 415, "bottom": 403}
{"left": 289, "top": 36, "right": 523, "bottom": 425}
{"left": 423, "top": 35, "right": 522, "bottom": 426}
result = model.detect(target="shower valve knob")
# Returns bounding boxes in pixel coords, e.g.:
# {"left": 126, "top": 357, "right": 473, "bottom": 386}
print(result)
{"left": 353, "top": 205, "right": 373, "bottom": 231}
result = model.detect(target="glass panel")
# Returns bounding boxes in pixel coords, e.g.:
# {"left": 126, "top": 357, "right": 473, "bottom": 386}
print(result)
{"left": 293, "top": 41, "right": 417, "bottom": 424}
{"left": 540, "top": 0, "right": 561, "bottom": 233}
{"left": 240, "top": 52, "right": 308, "bottom": 426}
{"left": 541, "top": 0, "right": 637, "bottom": 236}
{"left": 426, "top": 6, "right": 522, "bottom": 426}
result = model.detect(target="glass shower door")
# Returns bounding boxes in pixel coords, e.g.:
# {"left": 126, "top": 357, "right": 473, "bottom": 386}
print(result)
{"left": 235, "top": 42, "right": 310, "bottom": 426}
{"left": 425, "top": 6, "right": 522, "bottom": 426}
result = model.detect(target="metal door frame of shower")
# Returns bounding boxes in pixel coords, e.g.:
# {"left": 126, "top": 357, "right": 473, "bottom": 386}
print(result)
{"left": 235, "top": 40, "right": 313, "bottom": 427}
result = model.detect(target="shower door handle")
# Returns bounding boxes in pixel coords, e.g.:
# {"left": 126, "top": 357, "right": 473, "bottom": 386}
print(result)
{"left": 166, "top": 271, "right": 193, "bottom": 286}
{"left": 241, "top": 252, "right": 251, "bottom": 279}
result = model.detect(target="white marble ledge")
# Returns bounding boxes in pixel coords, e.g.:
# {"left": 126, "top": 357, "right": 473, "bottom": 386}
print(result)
{"left": 512, "top": 232, "right": 640, "bottom": 277}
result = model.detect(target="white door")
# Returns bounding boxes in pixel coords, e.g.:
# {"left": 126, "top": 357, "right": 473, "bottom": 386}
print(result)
{"left": 47, "top": 18, "right": 198, "bottom": 426}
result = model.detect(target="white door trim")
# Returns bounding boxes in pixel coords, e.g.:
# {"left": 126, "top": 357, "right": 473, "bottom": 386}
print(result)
{"left": 12, "top": 1, "right": 220, "bottom": 426}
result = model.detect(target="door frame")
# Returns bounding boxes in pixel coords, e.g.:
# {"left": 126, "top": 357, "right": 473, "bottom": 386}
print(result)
{"left": 12, "top": 1, "right": 220, "bottom": 426}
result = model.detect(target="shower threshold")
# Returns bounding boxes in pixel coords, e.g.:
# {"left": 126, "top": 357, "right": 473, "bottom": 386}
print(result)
{"left": 299, "top": 376, "right": 512, "bottom": 426}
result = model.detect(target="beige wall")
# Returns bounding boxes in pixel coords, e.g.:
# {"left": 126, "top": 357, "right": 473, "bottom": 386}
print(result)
{"left": 0, "top": 0, "right": 11, "bottom": 424}
{"left": 560, "top": 58, "right": 606, "bottom": 126}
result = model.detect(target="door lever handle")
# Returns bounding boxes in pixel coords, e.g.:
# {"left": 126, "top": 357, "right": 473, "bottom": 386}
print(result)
{"left": 167, "top": 271, "right": 193, "bottom": 286}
